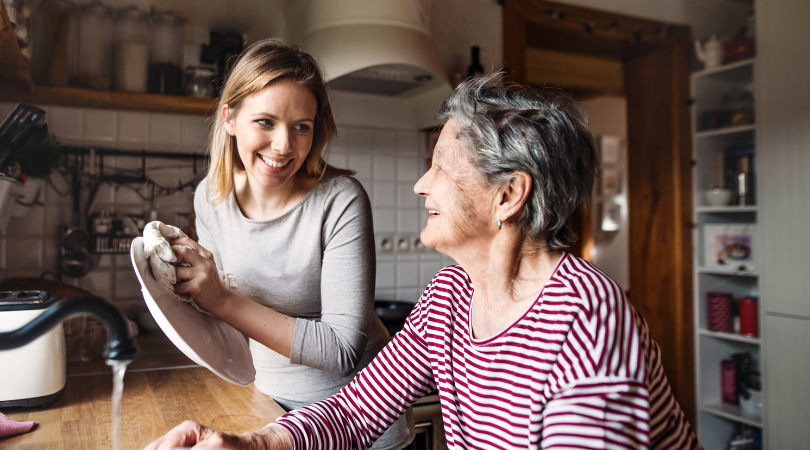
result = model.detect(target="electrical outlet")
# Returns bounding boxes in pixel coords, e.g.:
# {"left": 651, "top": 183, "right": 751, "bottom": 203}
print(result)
{"left": 410, "top": 233, "right": 427, "bottom": 253}
{"left": 393, "top": 234, "right": 410, "bottom": 253}
{"left": 375, "top": 233, "right": 394, "bottom": 254}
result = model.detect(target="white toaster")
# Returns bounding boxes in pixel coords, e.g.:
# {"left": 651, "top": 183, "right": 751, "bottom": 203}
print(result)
{"left": 0, "top": 291, "right": 66, "bottom": 408}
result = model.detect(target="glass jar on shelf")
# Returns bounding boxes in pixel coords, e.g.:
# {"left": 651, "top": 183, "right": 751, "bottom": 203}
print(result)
{"left": 183, "top": 66, "right": 215, "bottom": 98}
{"left": 30, "top": 0, "right": 78, "bottom": 87}
{"left": 148, "top": 10, "right": 183, "bottom": 95}
{"left": 77, "top": 1, "right": 114, "bottom": 90}
{"left": 113, "top": 6, "right": 149, "bottom": 93}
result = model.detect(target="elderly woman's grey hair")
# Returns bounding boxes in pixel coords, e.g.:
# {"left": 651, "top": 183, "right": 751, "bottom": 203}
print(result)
{"left": 437, "top": 72, "right": 599, "bottom": 251}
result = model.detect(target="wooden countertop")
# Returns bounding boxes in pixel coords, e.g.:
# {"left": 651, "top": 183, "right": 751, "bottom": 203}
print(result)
{"left": 1, "top": 331, "right": 286, "bottom": 450}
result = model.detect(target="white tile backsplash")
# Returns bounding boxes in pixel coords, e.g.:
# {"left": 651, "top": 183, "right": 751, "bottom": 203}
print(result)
{"left": 373, "top": 130, "right": 397, "bottom": 153}
{"left": 398, "top": 183, "right": 419, "bottom": 209}
{"left": 348, "top": 127, "right": 374, "bottom": 153}
{"left": 397, "top": 261, "right": 419, "bottom": 287}
{"left": 373, "top": 155, "right": 396, "bottom": 180}
{"left": 397, "top": 131, "right": 420, "bottom": 154}
{"left": 397, "top": 209, "right": 421, "bottom": 233}
{"left": 83, "top": 109, "right": 117, "bottom": 144}
{"left": 348, "top": 154, "right": 373, "bottom": 180}
{"left": 396, "top": 289, "right": 421, "bottom": 303}
{"left": 397, "top": 156, "right": 420, "bottom": 181}
{"left": 117, "top": 111, "right": 150, "bottom": 146}
{"left": 328, "top": 153, "right": 348, "bottom": 170}
{"left": 372, "top": 208, "right": 396, "bottom": 233}
{"left": 376, "top": 262, "right": 396, "bottom": 289}
{"left": 372, "top": 182, "right": 396, "bottom": 208}
{"left": 49, "top": 106, "right": 84, "bottom": 143}
{"left": 181, "top": 115, "right": 209, "bottom": 149}
{"left": 149, "top": 113, "right": 183, "bottom": 148}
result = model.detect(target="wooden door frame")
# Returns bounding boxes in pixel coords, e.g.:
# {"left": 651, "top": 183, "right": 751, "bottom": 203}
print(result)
{"left": 503, "top": 0, "right": 695, "bottom": 426}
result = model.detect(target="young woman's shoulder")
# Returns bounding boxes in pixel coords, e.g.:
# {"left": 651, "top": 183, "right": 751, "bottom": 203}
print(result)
{"left": 318, "top": 175, "right": 370, "bottom": 209}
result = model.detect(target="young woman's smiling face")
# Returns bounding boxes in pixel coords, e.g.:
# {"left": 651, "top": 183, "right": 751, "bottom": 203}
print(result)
{"left": 223, "top": 78, "right": 318, "bottom": 191}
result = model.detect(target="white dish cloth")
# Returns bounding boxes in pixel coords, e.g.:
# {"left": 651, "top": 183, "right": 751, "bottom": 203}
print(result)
{"left": 142, "top": 221, "right": 237, "bottom": 315}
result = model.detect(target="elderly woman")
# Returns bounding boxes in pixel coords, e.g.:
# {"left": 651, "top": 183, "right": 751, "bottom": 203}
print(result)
{"left": 146, "top": 74, "right": 701, "bottom": 450}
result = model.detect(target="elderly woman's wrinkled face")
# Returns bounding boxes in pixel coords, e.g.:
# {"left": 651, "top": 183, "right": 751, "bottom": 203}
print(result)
{"left": 414, "top": 118, "right": 497, "bottom": 254}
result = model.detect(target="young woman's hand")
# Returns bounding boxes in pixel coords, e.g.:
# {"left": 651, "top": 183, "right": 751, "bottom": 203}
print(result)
{"left": 171, "top": 237, "right": 233, "bottom": 316}
{"left": 143, "top": 420, "right": 294, "bottom": 450}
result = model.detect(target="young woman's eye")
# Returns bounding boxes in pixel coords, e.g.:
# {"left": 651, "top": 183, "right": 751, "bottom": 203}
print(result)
{"left": 294, "top": 123, "right": 312, "bottom": 132}
{"left": 255, "top": 119, "right": 274, "bottom": 127}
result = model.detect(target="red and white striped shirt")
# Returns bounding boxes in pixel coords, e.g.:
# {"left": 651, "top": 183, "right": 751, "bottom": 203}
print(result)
{"left": 275, "top": 254, "right": 702, "bottom": 449}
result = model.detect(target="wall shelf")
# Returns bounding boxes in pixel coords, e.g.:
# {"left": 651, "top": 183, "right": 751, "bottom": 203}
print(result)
{"left": 700, "top": 403, "right": 762, "bottom": 429}
{"left": 697, "top": 267, "right": 758, "bottom": 277}
{"left": 0, "top": 84, "right": 217, "bottom": 116}
{"left": 698, "top": 329, "right": 761, "bottom": 345}
{"left": 692, "top": 58, "right": 755, "bottom": 81}
{"left": 695, "top": 124, "right": 756, "bottom": 139}
{"left": 695, "top": 205, "right": 758, "bottom": 214}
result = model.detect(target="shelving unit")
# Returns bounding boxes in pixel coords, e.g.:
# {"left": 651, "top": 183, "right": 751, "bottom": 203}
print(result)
{"left": 691, "top": 57, "right": 762, "bottom": 449}
{"left": 0, "top": 84, "right": 216, "bottom": 115}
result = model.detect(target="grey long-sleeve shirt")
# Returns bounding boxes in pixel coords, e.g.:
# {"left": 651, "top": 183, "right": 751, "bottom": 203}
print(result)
{"left": 194, "top": 175, "right": 392, "bottom": 402}
{"left": 194, "top": 176, "right": 413, "bottom": 450}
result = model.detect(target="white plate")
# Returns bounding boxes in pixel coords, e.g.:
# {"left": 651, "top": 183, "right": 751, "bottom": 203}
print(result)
{"left": 130, "top": 237, "right": 255, "bottom": 386}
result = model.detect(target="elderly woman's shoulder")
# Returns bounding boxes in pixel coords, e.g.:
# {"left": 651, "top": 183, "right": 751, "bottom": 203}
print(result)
{"left": 552, "top": 254, "right": 629, "bottom": 310}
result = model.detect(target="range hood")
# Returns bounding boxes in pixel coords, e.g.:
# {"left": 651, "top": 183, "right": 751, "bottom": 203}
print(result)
{"left": 286, "top": 0, "right": 452, "bottom": 129}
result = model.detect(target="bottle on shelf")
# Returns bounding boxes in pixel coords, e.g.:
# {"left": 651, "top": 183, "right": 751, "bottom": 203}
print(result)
{"left": 467, "top": 46, "right": 485, "bottom": 78}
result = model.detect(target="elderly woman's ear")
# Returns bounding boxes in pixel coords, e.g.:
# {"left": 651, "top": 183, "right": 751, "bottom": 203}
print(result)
{"left": 495, "top": 171, "right": 532, "bottom": 227}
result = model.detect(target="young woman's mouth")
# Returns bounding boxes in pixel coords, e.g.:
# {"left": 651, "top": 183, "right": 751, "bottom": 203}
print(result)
{"left": 258, "top": 154, "right": 291, "bottom": 169}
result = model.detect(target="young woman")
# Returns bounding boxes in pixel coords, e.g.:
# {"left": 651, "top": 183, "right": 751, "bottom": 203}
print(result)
{"left": 168, "top": 39, "right": 413, "bottom": 449}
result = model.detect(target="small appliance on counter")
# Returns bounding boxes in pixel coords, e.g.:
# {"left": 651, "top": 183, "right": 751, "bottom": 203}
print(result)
{"left": 0, "top": 290, "right": 66, "bottom": 408}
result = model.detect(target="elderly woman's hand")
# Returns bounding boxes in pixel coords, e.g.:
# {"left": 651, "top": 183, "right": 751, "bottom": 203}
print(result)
{"left": 143, "top": 421, "right": 294, "bottom": 450}
{"left": 170, "top": 237, "right": 232, "bottom": 316}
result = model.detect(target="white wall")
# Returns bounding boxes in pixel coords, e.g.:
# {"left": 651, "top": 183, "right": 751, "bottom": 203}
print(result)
{"left": 582, "top": 96, "right": 629, "bottom": 291}
{"left": 754, "top": 0, "right": 810, "bottom": 446}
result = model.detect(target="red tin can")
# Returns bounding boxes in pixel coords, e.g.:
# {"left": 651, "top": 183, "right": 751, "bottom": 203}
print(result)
{"left": 707, "top": 292, "right": 734, "bottom": 333}
{"left": 738, "top": 297, "right": 759, "bottom": 337}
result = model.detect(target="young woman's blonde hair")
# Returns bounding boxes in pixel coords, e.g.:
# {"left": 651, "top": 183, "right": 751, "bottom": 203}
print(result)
{"left": 206, "top": 38, "right": 351, "bottom": 205}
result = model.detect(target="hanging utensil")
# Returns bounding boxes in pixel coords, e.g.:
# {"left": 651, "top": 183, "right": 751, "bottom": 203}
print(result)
{"left": 0, "top": 104, "right": 46, "bottom": 164}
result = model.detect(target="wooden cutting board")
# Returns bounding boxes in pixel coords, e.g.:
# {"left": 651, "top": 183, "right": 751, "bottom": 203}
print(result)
{"left": 1, "top": 367, "right": 286, "bottom": 450}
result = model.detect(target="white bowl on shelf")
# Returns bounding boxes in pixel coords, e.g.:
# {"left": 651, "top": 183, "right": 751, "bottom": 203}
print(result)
{"left": 704, "top": 188, "right": 732, "bottom": 207}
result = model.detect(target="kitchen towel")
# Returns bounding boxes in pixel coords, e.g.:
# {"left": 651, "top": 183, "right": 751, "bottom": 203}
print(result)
{"left": 142, "top": 221, "right": 237, "bottom": 314}
{"left": 0, "top": 412, "right": 36, "bottom": 438}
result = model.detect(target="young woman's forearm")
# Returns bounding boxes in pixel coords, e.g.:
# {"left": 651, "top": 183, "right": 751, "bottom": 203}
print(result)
{"left": 212, "top": 292, "right": 296, "bottom": 358}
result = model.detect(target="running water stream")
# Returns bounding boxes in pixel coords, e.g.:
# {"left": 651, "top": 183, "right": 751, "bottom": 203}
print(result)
{"left": 107, "top": 360, "right": 131, "bottom": 450}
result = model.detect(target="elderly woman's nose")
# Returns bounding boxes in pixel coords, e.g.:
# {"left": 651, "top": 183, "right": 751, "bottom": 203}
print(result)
{"left": 414, "top": 170, "right": 432, "bottom": 196}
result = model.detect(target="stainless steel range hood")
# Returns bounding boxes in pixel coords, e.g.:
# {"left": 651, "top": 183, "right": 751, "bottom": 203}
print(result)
{"left": 286, "top": 0, "right": 452, "bottom": 129}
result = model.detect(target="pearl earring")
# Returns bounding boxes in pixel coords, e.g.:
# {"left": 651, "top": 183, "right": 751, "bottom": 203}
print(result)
{"left": 498, "top": 220, "right": 502, "bottom": 230}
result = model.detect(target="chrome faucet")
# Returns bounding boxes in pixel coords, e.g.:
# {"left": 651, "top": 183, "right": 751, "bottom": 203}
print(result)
{"left": 0, "top": 296, "right": 138, "bottom": 361}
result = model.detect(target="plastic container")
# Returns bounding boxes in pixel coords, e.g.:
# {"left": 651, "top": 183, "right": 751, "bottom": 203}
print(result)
{"left": 114, "top": 6, "right": 150, "bottom": 93}
{"left": 76, "top": 1, "right": 114, "bottom": 90}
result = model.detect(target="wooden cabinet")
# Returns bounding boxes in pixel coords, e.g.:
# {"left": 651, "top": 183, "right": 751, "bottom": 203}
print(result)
{"left": 691, "top": 58, "right": 763, "bottom": 449}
